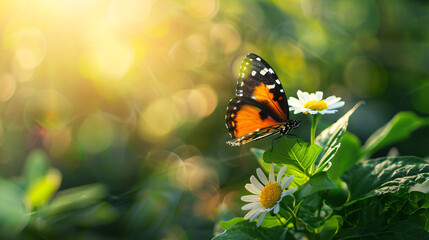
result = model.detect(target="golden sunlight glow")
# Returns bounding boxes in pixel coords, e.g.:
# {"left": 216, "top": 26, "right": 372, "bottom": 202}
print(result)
{"left": 138, "top": 98, "right": 180, "bottom": 139}
{"left": 210, "top": 23, "right": 241, "bottom": 54}
{"left": 108, "top": 0, "right": 153, "bottom": 27}
{"left": 13, "top": 28, "right": 47, "bottom": 70}
{"left": 24, "top": 90, "right": 72, "bottom": 130}
{"left": 186, "top": 0, "right": 219, "bottom": 19}
{"left": 79, "top": 38, "right": 135, "bottom": 81}
{"left": 0, "top": 73, "right": 16, "bottom": 102}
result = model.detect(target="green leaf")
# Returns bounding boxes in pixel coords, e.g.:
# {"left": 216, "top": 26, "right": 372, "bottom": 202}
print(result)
{"left": 336, "top": 221, "right": 429, "bottom": 240}
{"left": 213, "top": 221, "right": 286, "bottom": 240}
{"left": 319, "top": 215, "right": 343, "bottom": 240}
{"left": 296, "top": 193, "right": 332, "bottom": 232}
{"left": 327, "top": 132, "right": 362, "bottom": 183}
{"left": 295, "top": 172, "right": 338, "bottom": 202}
{"left": 220, "top": 218, "right": 246, "bottom": 230}
{"left": 251, "top": 148, "right": 281, "bottom": 174}
{"left": 0, "top": 179, "right": 30, "bottom": 238}
{"left": 314, "top": 102, "right": 363, "bottom": 170}
{"left": 263, "top": 138, "right": 322, "bottom": 187}
{"left": 27, "top": 168, "right": 62, "bottom": 207}
{"left": 23, "top": 148, "right": 49, "bottom": 189}
{"left": 40, "top": 183, "right": 108, "bottom": 217}
{"left": 341, "top": 156, "right": 429, "bottom": 201}
{"left": 337, "top": 192, "right": 429, "bottom": 238}
{"left": 362, "top": 112, "right": 429, "bottom": 156}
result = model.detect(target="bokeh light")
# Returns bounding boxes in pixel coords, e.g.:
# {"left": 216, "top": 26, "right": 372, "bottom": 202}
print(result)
{"left": 77, "top": 115, "right": 115, "bottom": 154}
{"left": 0, "top": 0, "right": 427, "bottom": 239}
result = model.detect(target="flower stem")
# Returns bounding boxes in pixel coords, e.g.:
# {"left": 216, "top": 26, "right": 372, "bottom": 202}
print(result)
{"left": 310, "top": 114, "right": 321, "bottom": 145}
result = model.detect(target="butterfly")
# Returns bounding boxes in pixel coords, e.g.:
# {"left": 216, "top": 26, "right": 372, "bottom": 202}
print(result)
{"left": 225, "top": 53, "right": 301, "bottom": 146}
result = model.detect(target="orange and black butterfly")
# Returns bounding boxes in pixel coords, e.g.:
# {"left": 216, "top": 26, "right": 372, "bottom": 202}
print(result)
{"left": 225, "top": 53, "right": 301, "bottom": 146}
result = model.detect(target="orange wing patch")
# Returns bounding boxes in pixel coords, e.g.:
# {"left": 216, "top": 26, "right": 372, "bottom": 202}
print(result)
{"left": 252, "top": 84, "right": 287, "bottom": 120}
{"left": 233, "top": 105, "right": 278, "bottom": 137}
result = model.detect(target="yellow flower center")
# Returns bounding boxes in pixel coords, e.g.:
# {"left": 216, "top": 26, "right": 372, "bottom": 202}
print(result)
{"left": 259, "top": 182, "right": 282, "bottom": 209}
{"left": 303, "top": 100, "right": 328, "bottom": 112}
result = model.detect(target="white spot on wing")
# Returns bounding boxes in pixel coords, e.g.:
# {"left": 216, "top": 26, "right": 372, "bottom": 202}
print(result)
{"left": 269, "top": 68, "right": 274, "bottom": 74}
{"left": 267, "top": 84, "right": 275, "bottom": 89}
{"left": 276, "top": 79, "right": 281, "bottom": 84}
{"left": 256, "top": 57, "right": 261, "bottom": 61}
{"left": 280, "top": 89, "right": 284, "bottom": 92}
{"left": 260, "top": 69, "right": 267, "bottom": 75}
{"left": 251, "top": 70, "right": 256, "bottom": 76}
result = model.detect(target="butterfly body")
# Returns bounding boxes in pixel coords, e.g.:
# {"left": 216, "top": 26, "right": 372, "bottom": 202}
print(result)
{"left": 225, "top": 53, "right": 301, "bottom": 146}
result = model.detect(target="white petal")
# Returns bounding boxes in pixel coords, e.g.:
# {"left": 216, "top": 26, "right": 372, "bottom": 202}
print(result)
{"left": 242, "top": 202, "right": 260, "bottom": 210}
{"left": 297, "top": 90, "right": 309, "bottom": 102}
{"left": 273, "top": 204, "right": 280, "bottom": 214}
{"left": 269, "top": 163, "right": 275, "bottom": 182}
{"left": 288, "top": 97, "right": 304, "bottom": 107}
{"left": 325, "top": 96, "right": 340, "bottom": 104}
{"left": 256, "top": 168, "right": 268, "bottom": 185}
{"left": 306, "top": 110, "right": 319, "bottom": 115}
{"left": 256, "top": 211, "right": 268, "bottom": 227}
{"left": 249, "top": 206, "right": 263, "bottom": 222}
{"left": 327, "top": 101, "right": 345, "bottom": 110}
{"left": 250, "top": 175, "right": 264, "bottom": 190}
{"left": 315, "top": 91, "right": 323, "bottom": 100}
{"left": 323, "top": 110, "right": 337, "bottom": 114}
{"left": 244, "top": 205, "right": 261, "bottom": 220}
{"left": 245, "top": 184, "right": 261, "bottom": 194}
{"left": 281, "top": 187, "right": 297, "bottom": 197}
{"left": 241, "top": 195, "right": 259, "bottom": 202}
{"left": 277, "top": 165, "right": 287, "bottom": 184}
{"left": 281, "top": 175, "right": 294, "bottom": 189}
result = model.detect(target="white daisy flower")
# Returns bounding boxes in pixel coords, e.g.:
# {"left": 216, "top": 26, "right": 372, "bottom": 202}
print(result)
{"left": 288, "top": 90, "right": 345, "bottom": 115}
{"left": 241, "top": 163, "right": 296, "bottom": 227}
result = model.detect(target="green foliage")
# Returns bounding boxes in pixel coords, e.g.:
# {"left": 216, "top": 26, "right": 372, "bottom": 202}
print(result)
{"left": 336, "top": 192, "right": 429, "bottom": 239}
{"left": 341, "top": 156, "right": 429, "bottom": 201}
{"left": 314, "top": 102, "right": 363, "bottom": 171}
{"left": 0, "top": 180, "right": 30, "bottom": 238}
{"left": 327, "top": 132, "right": 361, "bottom": 183}
{"left": 213, "top": 221, "right": 287, "bottom": 240}
{"left": 217, "top": 109, "right": 429, "bottom": 240}
{"left": 263, "top": 138, "right": 322, "bottom": 186}
{"left": 335, "top": 221, "right": 429, "bottom": 240}
{"left": 23, "top": 149, "right": 49, "bottom": 189}
{"left": 362, "top": 112, "right": 429, "bottom": 156}
{"left": 220, "top": 217, "right": 246, "bottom": 230}
{"left": 220, "top": 215, "right": 286, "bottom": 230}
{"left": 294, "top": 172, "right": 337, "bottom": 202}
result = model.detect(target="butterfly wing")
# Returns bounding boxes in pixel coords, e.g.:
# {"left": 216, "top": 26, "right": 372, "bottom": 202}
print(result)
{"left": 226, "top": 53, "right": 290, "bottom": 146}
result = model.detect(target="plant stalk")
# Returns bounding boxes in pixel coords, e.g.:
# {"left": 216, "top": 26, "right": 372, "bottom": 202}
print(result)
{"left": 310, "top": 114, "right": 321, "bottom": 145}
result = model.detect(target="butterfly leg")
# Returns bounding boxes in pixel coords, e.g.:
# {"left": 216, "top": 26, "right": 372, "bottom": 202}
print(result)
{"left": 270, "top": 134, "right": 284, "bottom": 152}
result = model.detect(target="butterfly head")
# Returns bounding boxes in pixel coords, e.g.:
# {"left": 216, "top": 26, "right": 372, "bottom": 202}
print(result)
{"left": 290, "top": 119, "right": 301, "bottom": 129}
{"left": 279, "top": 119, "right": 301, "bottom": 136}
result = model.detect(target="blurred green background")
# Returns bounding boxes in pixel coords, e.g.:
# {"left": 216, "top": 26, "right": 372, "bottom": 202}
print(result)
{"left": 0, "top": 0, "right": 428, "bottom": 239}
